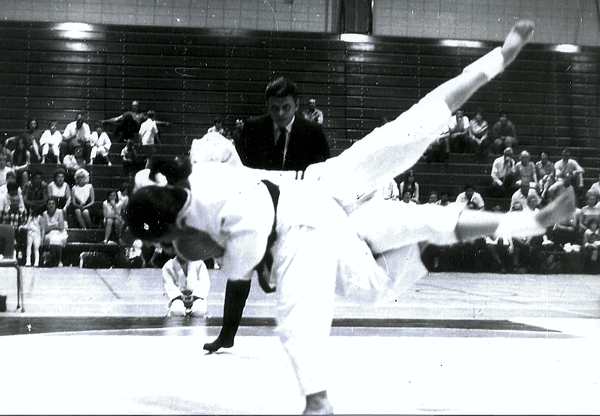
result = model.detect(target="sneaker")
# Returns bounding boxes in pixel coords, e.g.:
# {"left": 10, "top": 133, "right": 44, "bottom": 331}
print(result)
{"left": 571, "top": 244, "right": 581, "bottom": 252}
{"left": 563, "top": 243, "right": 573, "bottom": 253}
{"left": 542, "top": 236, "right": 554, "bottom": 246}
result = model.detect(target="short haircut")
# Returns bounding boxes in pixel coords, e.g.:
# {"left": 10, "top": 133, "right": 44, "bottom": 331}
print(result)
{"left": 125, "top": 185, "right": 188, "bottom": 240}
{"left": 147, "top": 156, "right": 192, "bottom": 186}
{"left": 53, "top": 167, "right": 66, "bottom": 180}
{"left": 265, "top": 76, "right": 298, "bottom": 101}
{"left": 6, "top": 182, "right": 19, "bottom": 194}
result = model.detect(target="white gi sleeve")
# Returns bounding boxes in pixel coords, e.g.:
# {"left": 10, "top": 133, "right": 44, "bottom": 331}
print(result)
{"left": 162, "top": 259, "right": 183, "bottom": 301}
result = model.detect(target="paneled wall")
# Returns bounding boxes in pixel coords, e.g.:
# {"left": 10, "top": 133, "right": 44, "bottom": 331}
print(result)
{"left": 1, "top": 21, "right": 599, "bottom": 159}
{"left": 2, "top": 0, "right": 600, "bottom": 46}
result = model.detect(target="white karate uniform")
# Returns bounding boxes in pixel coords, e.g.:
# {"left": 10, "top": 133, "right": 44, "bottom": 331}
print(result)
{"left": 162, "top": 257, "right": 211, "bottom": 317}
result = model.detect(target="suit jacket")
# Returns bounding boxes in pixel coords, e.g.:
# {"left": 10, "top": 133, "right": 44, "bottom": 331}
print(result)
{"left": 236, "top": 114, "right": 330, "bottom": 171}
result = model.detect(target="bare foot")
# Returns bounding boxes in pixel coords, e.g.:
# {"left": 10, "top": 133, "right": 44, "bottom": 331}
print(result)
{"left": 501, "top": 20, "right": 535, "bottom": 65}
{"left": 535, "top": 186, "right": 576, "bottom": 228}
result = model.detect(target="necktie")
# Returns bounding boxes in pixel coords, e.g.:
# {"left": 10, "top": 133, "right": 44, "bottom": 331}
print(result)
{"left": 276, "top": 127, "right": 287, "bottom": 169}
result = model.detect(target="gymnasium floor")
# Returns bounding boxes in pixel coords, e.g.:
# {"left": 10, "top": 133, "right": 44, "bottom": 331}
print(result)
{"left": 0, "top": 266, "right": 599, "bottom": 415}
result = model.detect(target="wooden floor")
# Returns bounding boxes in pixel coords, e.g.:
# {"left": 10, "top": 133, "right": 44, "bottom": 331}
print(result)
{"left": 0, "top": 266, "right": 599, "bottom": 414}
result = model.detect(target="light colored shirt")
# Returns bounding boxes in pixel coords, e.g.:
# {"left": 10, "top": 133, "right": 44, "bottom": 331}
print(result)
{"left": 491, "top": 156, "right": 515, "bottom": 185}
{"left": 455, "top": 191, "right": 485, "bottom": 210}
{"left": 62, "top": 121, "right": 90, "bottom": 144}
{"left": 139, "top": 118, "right": 159, "bottom": 145}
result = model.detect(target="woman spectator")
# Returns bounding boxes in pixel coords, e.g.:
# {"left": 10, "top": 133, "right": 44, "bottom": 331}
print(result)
{"left": 47, "top": 168, "right": 71, "bottom": 216}
{"left": 536, "top": 151, "right": 555, "bottom": 201}
{"left": 102, "top": 190, "right": 124, "bottom": 244}
{"left": 39, "top": 121, "right": 62, "bottom": 164}
{"left": 397, "top": 170, "right": 420, "bottom": 203}
{"left": 71, "top": 168, "right": 94, "bottom": 229}
{"left": 21, "top": 119, "right": 43, "bottom": 163}
{"left": 11, "top": 135, "right": 31, "bottom": 185}
{"left": 41, "top": 197, "right": 68, "bottom": 267}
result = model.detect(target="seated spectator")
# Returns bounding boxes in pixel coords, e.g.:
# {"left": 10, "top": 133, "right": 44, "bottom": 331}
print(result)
{"left": 456, "top": 183, "right": 485, "bottom": 210}
{"left": 41, "top": 197, "right": 68, "bottom": 267}
{"left": 427, "top": 191, "right": 439, "bottom": 204}
{"left": 11, "top": 135, "right": 31, "bottom": 185}
{"left": 117, "top": 182, "right": 131, "bottom": 212}
{"left": 469, "top": 107, "right": 490, "bottom": 158}
{"left": 396, "top": 170, "right": 419, "bottom": 203}
{"left": 513, "top": 150, "right": 538, "bottom": 190}
{"left": 510, "top": 182, "right": 541, "bottom": 211}
{"left": 546, "top": 198, "right": 582, "bottom": 252}
{"left": 489, "top": 147, "right": 516, "bottom": 198}
{"left": 47, "top": 168, "right": 72, "bottom": 216}
{"left": 491, "top": 111, "right": 517, "bottom": 153}
{"left": 70, "top": 168, "right": 94, "bottom": 229}
{"left": 0, "top": 135, "right": 12, "bottom": 165}
{"left": 61, "top": 112, "right": 91, "bottom": 161}
{"left": 0, "top": 170, "right": 23, "bottom": 212}
{"left": 62, "top": 146, "right": 89, "bottom": 185}
{"left": 22, "top": 169, "right": 48, "bottom": 217}
{"left": 161, "top": 243, "right": 211, "bottom": 317}
{"left": 382, "top": 177, "right": 399, "bottom": 201}
{"left": 102, "top": 190, "right": 124, "bottom": 244}
{"left": 0, "top": 154, "right": 12, "bottom": 187}
{"left": 536, "top": 151, "right": 555, "bottom": 201}
{"left": 435, "top": 191, "right": 451, "bottom": 206}
{"left": 89, "top": 122, "right": 112, "bottom": 165}
{"left": 548, "top": 148, "right": 585, "bottom": 201}
{"left": 578, "top": 190, "right": 600, "bottom": 236}
{"left": 302, "top": 99, "right": 324, "bottom": 124}
{"left": 508, "top": 201, "right": 541, "bottom": 273}
{"left": 400, "top": 190, "right": 417, "bottom": 204}
{"left": 121, "top": 138, "right": 145, "bottom": 178}
{"left": 207, "top": 116, "right": 226, "bottom": 135}
{"left": 445, "top": 108, "right": 473, "bottom": 153}
{"left": 139, "top": 110, "right": 161, "bottom": 161}
{"left": 10, "top": 119, "right": 42, "bottom": 163}
{"left": 583, "top": 218, "right": 600, "bottom": 269}
{"left": 39, "top": 121, "right": 62, "bottom": 164}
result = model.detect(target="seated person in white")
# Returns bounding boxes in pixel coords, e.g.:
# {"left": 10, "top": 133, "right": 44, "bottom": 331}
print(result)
{"left": 455, "top": 183, "right": 485, "bottom": 210}
{"left": 89, "top": 122, "right": 112, "bottom": 165}
{"left": 161, "top": 244, "right": 210, "bottom": 317}
{"left": 39, "top": 121, "right": 62, "bottom": 164}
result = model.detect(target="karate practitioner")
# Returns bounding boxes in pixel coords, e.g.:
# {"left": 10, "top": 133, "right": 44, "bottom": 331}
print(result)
{"left": 126, "top": 21, "right": 574, "bottom": 415}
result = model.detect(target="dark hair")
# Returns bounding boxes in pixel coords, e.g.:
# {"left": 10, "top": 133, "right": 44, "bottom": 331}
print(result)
{"left": 53, "top": 167, "right": 66, "bottom": 180}
{"left": 147, "top": 156, "right": 192, "bottom": 186}
{"left": 6, "top": 181, "right": 19, "bottom": 194}
{"left": 464, "top": 183, "right": 475, "bottom": 191}
{"left": 30, "top": 169, "right": 42, "bottom": 178}
{"left": 265, "top": 76, "right": 298, "bottom": 100}
{"left": 125, "top": 185, "right": 188, "bottom": 240}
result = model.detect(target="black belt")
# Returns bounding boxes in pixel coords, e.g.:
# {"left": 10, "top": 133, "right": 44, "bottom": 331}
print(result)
{"left": 255, "top": 180, "right": 279, "bottom": 293}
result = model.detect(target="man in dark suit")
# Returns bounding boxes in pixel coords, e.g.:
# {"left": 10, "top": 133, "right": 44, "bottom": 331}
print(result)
{"left": 236, "top": 77, "right": 330, "bottom": 171}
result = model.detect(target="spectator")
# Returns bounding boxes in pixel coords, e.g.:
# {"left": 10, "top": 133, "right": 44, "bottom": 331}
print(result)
{"left": 89, "top": 122, "right": 112, "bottom": 166}
{"left": 62, "top": 146, "right": 89, "bottom": 185}
{"left": 583, "top": 218, "right": 600, "bottom": 269}
{"left": 536, "top": 151, "right": 555, "bottom": 200}
{"left": 39, "top": 121, "right": 62, "bottom": 164}
{"left": 491, "top": 111, "right": 517, "bottom": 153}
{"left": 139, "top": 110, "right": 161, "bottom": 161}
{"left": 485, "top": 205, "right": 511, "bottom": 273}
{"left": 61, "top": 112, "right": 91, "bottom": 160}
{"left": 427, "top": 191, "right": 439, "bottom": 204}
{"left": 118, "top": 182, "right": 131, "bottom": 213}
{"left": 207, "top": 116, "right": 226, "bottom": 135}
{"left": 510, "top": 181, "right": 541, "bottom": 211}
{"left": 121, "top": 138, "right": 145, "bottom": 178}
{"left": 11, "top": 135, "right": 31, "bottom": 185}
{"left": 382, "top": 177, "right": 399, "bottom": 201}
{"left": 0, "top": 153, "right": 12, "bottom": 187}
{"left": 508, "top": 200, "right": 541, "bottom": 273}
{"left": 546, "top": 196, "right": 581, "bottom": 252}
{"left": 578, "top": 190, "right": 600, "bottom": 236}
{"left": 0, "top": 170, "right": 23, "bottom": 213}
{"left": 445, "top": 108, "right": 472, "bottom": 153}
{"left": 236, "top": 76, "right": 330, "bottom": 171}
{"left": 1, "top": 182, "right": 28, "bottom": 263}
{"left": 22, "top": 169, "right": 48, "bottom": 217}
{"left": 400, "top": 190, "right": 416, "bottom": 204}
{"left": 231, "top": 118, "right": 244, "bottom": 146}
{"left": 25, "top": 212, "right": 42, "bottom": 267}
{"left": 114, "top": 112, "right": 140, "bottom": 144}
{"left": 71, "top": 168, "right": 94, "bottom": 229}
{"left": 455, "top": 183, "right": 485, "bottom": 210}
{"left": 40, "top": 197, "right": 68, "bottom": 267}
{"left": 548, "top": 148, "right": 585, "bottom": 201}
{"left": 161, "top": 244, "right": 211, "bottom": 317}
{"left": 19, "top": 119, "right": 43, "bottom": 163}
{"left": 489, "top": 147, "right": 516, "bottom": 198}
{"left": 102, "top": 190, "right": 125, "bottom": 244}
{"left": 396, "top": 170, "right": 419, "bottom": 203}
{"left": 102, "top": 100, "right": 170, "bottom": 133}
{"left": 435, "top": 191, "right": 451, "bottom": 206}
{"left": 513, "top": 150, "right": 538, "bottom": 190}
{"left": 469, "top": 107, "right": 490, "bottom": 157}
{"left": 47, "top": 168, "right": 71, "bottom": 216}
{"left": 302, "top": 98, "right": 324, "bottom": 124}
{"left": 0, "top": 135, "right": 12, "bottom": 164}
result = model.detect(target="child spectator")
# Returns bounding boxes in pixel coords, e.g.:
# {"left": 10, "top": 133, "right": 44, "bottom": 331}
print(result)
{"left": 161, "top": 244, "right": 211, "bottom": 317}
{"left": 41, "top": 197, "right": 68, "bottom": 267}
{"left": 71, "top": 168, "right": 94, "bottom": 229}
{"left": 39, "top": 121, "right": 62, "bottom": 164}
{"left": 102, "top": 190, "right": 124, "bottom": 244}
{"left": 121, "top": 138, "right": 144, "bottom": 178}
{"left": 47, "top": 168, "right": 71, "bottom": 216}
{"left": 89, "top": 122, "right": 112, "bottom": 165}
{"left": 25, "top": 213, "right": 42, "bottom": 267}
{"left": 139, "top": 110, "right": 160, "bottom": 161}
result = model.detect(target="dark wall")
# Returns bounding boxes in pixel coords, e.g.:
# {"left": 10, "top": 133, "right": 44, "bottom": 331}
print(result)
{"left": 1, "top": 21, "right": 599, "bottom": 158}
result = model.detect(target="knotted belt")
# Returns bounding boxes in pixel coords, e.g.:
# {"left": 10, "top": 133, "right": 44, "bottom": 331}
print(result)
{"left": 255, "top": 180, "right": 279, "bottom": 293}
